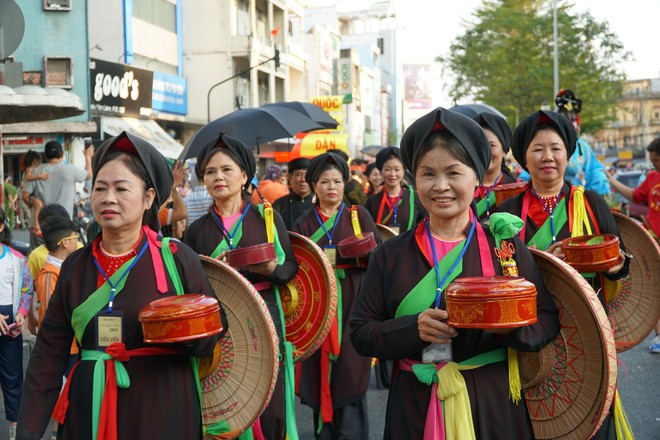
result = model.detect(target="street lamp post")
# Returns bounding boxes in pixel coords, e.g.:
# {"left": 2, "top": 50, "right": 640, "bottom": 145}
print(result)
{"left": 206, "top": 47, "right": 280, "bottom": 123}
{"left": 553, "top": 0, "right": 559, "bottom": 103}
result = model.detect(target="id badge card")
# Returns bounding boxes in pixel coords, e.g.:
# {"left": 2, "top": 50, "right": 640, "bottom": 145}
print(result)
{"left": 95, "top": 310, "right": 124, "bottom": 350}
{"left": 324, "top": 245, "right": 337, "bottom": 266}
{"left": 390, "top": 224, "right": 400, "bottom": 235}
{"left": 422, "top": 342, "right": 453, "bottom": 364}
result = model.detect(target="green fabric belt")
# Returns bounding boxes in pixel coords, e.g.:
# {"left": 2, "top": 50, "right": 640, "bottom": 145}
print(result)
{"left": 411, "top": 348, "right": 507, "bottom": 385}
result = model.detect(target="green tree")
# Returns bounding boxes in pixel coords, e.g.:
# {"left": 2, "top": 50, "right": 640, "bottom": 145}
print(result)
{"left": 437, "top": 0, "right": 630, "bottom": 133}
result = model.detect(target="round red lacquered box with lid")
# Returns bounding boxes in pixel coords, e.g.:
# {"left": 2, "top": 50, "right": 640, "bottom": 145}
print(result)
{"left": 446, "top": 276, "right": 538, "bottom": 329}
{"left": 337, "top": 232, "right": 377, "bottom": 258}
{"left": 494, "top": 181, "right": 528, "bottom": 206}
{"left": 139, "top": 294, "right": 223, "bottom": 343}
{"left": 224, "top": 242, "right": 276, "bottom": 269}
{"left": 560, "top": 234, "right": 620, "bottom": 272}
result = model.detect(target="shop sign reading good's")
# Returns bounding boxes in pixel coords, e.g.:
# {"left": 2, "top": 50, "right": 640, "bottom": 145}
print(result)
{"left": 89, "top": 58, "right": 153, "bottom": 117}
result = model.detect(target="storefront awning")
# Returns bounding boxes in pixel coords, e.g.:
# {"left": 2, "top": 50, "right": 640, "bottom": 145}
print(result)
{"left": 101, "top": 116, "right": 183, "bottom": 160}
{"left": 0, "top": 85, "right": 85, "bottom": 124}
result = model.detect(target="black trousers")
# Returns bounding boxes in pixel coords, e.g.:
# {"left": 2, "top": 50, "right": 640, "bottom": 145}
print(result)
{"left": 0, "top": 305, "right": 23, "bottom": 422}
{"left": 312, "top": 395, "right": 369, "bottom": 440}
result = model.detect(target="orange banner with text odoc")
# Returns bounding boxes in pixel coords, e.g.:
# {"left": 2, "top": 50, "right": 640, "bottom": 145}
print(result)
{"left": 300, "top": 134, "right": 349, "bottom": 157}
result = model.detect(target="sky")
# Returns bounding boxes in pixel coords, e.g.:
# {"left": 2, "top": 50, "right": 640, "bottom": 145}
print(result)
{"left": 390, "top": 0, "right": 660, "bottom": 106}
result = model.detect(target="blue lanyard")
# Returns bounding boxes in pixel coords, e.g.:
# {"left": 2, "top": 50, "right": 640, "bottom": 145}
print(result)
{"left": 531, "top": 189, "right": 561, "bottom": 243}
{"left": 426, "top": 219, "right": 476, "bottom": 309}
{"left": 481, "top": 172, "right": 502, "bottom": 216}
{"left": 314, "top": 202, "right": 344, "bottom": 246}
{"left": 93, "top": 242, "right": 149, "bottom": 313}
{"left": 386, "top": 190, "right": 402, "bottom": 225}
{"left": 213, "top": 202, "right": 251, "bottom": 249}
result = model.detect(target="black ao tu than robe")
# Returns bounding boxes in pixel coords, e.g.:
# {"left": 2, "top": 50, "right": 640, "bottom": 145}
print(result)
{"left": 17, "top": 233, "right": 225, "bottom": 440}
{"left": 497, "top": 183, "right": 630, "bottom": 305}
{"left": 183, "top": 204, "right": 298, "bottom": 440}
{"left": 350, "top": 220, "right": 560, "bottom": 440}
{"left": 364, "top": 186, "right": 426, "bottom": 233}
{"left": 497, "top": 183, "right": 630, "bottom": 440}
{"left": 292, "top": 204, "right": 381, "bottom": 415}
{"left": 273, "top": 191, "right": 315, "bottom": 230}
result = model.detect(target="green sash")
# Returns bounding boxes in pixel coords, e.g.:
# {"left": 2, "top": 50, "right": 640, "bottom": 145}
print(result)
{"left": 210, "top": 214, "right": 245, "bottom": 259}
{"left": 395, "top": 239, "right": 467, "bottom": 318}
{"left": 310, "top": 211, "right": 339, "bottom": 244}
{"left": 255, "top": 206, "right": 298, "bottom": 440}
{"left": 527, "top": 197, "right": 568, "bottom": 251}
{"left": 476, "top": 191, "right": 496, "bottom": 218}
{"left": 71, "top": 258, "right": 135, "bottom": 344}
{"left": 71, "top": 239, "right": 205, "bottom": 439}
{"left": 406, "top": 188, "right": 415, "bottom": 231}
{"left": 309, "top": 219, "right": 346, "bottom": 352}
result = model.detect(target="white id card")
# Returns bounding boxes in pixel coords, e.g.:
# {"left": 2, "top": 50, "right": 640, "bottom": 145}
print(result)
{"left": 422, "top": 342, "right": 453, "bottom": 363}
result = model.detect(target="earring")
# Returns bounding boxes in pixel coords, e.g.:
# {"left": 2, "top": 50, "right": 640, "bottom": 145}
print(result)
{"left": 312, "top": 194, "right": 317, "bottom": 204}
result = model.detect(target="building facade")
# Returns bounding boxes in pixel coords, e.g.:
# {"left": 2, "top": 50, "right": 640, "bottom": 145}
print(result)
{"left": 593, "top": 77, "right": 660, "bottom": 157}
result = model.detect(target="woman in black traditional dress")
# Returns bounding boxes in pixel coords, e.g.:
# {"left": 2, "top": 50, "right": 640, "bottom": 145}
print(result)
{"left": 364, "top": 162, "right": 382, "bottom": 197}
{"left": 364, "top": 147, "right": 426, "bottom": 235}
{"left": 471, "top": 112, "right": 517, "bottom": 219}
{"left": 292, "top": 152, "right": 380, "bottom": 439}
{"left": 496, "top": 110, "right": 632, "bottom": 439}
{"left": 183, "top": 132, "right": 298, "bottom": 440}
{"left": 350, "top": 108, "right": 560, "bottom": 439}
{"left": 16, "top": 131, "right": 226, "bottom": 440}
{"left": 496, "top": 110, "right": 629, "bottom": 294}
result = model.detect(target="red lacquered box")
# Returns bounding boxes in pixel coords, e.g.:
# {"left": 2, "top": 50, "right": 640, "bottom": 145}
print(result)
{"left": 561, "top": 234, "right": 620, "bottom": 272}
{"left": 224, "top": 242, "right": 276, "bottom": 269}
{"left": 446, "top": 276, "right": 538, "bottom": 329}
{"left": 139, "top": 294, "right": 223, "bottom": 343}
{"left": 337, "top": 232, "right": 377, "bottom": 258}
{"left": 494, "top": 182, "right": 528, "bottom": 206}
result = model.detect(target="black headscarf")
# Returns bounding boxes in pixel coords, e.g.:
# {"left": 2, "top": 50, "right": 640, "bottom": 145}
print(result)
{"left": 287, "top": 157, "right": 310, "bottom": 173}
{"left": 93, "top": 131, "right": 173, "bottom": 207}
{"left": 511, "top": 110, "right": 577, "bottom": 171}
{"left": 194, "top": 132, "right": 256, "bottom": 189}
{"left": 305, "top": 152, "right": 349, "bottom": 186}
{"left": 375, "top": 146, "right": 403, "bottom": 171}
{"left": 400, "top": 107, "right": 491, "bottom": 182}
{"left": 473, "top": 112, "right": 512, "bottom": 153}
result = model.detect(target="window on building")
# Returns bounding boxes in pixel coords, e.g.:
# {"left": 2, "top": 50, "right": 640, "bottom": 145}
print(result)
{"left": 23, "top": 71, "right": 42, "bottom": 86}
{"left": 236, "top": 0, "right": 250, "bottom": 36}
{"left": 43, "top": 0, "right": 71, "bottom": 11}
{"left": 256, "top": 6, "right": 267, "bottom": 41}
{"left": 44, "top": 57, "right": 73, "bottom": 88}
{"left": 133, "top": 0, "right": 176, "bottom": 33}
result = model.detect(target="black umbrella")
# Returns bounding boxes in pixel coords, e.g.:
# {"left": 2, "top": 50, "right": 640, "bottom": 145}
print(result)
{"left": 262, "top": 101, "right": 339, "bottom": 129}
{"left": 449, "top": 103, "right": 507, "bottom": 119}
{"left": 179, "top": 106, "right": 323, "bottom": 160}
{"left": 360, "top": 145, "right": 386, "bottom": 156}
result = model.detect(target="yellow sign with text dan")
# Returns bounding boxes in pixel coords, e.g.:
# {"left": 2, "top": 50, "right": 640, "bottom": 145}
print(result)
{"left": 300, "top": 134, "right": 349, "bottom": 156}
